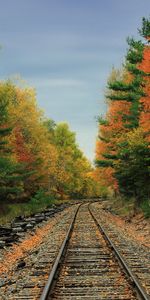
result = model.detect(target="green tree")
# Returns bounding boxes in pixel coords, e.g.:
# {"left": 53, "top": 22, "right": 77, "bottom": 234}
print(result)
{"left": 48, "top": 122, "right": 93, "bottom": 199}
{"left": 95, "top": 17, "right": 150, "bottom": 207}
{"left": 0, "top": 83, "right": 24, "bottom": 201}
{"left": 115, "top": 129, "right": 150, "bottom": 205}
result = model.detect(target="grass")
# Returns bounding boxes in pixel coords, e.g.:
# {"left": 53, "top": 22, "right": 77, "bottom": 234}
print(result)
{"left": 0, "top": 198, "right": 54, "bottom": 225}
{"left": 140, "top": 199, "right": 150, "bottom": 218}
{"left": 0, "top": 188, "right": 77, "bottom": 225}
{"left": 106, "top": 195, "right": 150, "bottom": 218}
{"left": 106, "top": 196, "right": 136, "bottom": 217}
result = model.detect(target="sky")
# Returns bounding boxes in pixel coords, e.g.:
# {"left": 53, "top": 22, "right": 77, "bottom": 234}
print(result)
{"left": 0, "top": 0, "right": 150, "bottom": 161}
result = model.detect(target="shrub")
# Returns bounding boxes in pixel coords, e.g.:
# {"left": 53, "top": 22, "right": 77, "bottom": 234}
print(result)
{"left": 141, "top": 199, "right": 150, "bottom": 218}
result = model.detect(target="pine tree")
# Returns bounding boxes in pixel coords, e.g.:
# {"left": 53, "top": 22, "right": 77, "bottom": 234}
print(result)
{"left": 95, "top": 17, "right": 150, "bottom": 205}
{"left": 107, "top": 38, "right": 144, "bottom": 129}
{"left": 115, "top": 129, "right": 150, "bottom": 204}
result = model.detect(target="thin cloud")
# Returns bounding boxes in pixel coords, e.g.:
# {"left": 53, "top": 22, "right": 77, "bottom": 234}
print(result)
{"left": 26, "top": 78, "right": 85, "bottom": 88}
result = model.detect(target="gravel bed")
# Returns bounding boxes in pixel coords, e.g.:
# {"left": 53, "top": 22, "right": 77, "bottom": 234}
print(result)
{"left": 51, "top": 203, "right": 136, "bottom": 300}
{"left": 0, "top": 204, "right": 79, "bottom": 299}
{"left": 0, "top": 202, "right": 79, "bottom": 249}
{"left": 91, "top": 202, "right": 150, "bottom": 297}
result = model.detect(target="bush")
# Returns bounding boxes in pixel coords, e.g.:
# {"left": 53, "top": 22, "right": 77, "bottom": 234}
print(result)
{"left": 26, "top": 189, "right": 54, "bottom": 213}
{"left": 141, "top": 199, "right": 150, "bottom": 218}
{"left": 30, "top": 189, "right": 50, "bottom": 204}
{"left": 99, "top": 186, "right": 109, "bottom": 199}
{"left": 0, "top": 189, "right": 55, "bottom": 224}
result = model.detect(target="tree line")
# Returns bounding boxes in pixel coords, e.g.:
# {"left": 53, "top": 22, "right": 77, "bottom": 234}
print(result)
{"left": 94, "top": 17, "right": 150, "bottom": 208}
{"left": 0, "top": 82, "right": 99, "bottom": 205}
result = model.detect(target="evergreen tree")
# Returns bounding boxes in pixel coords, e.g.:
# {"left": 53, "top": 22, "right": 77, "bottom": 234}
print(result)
{"left": 115, "top": 129, "right": 150, "bottom": 204}
{"left": 107, "top": 38, "right": 144, "bottom": 129}
{"left": 95, "top": 17, "right": 150, "bottom": 205}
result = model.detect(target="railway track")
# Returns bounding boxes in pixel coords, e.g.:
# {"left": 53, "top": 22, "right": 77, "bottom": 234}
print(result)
{"left": 90, "top": 202, "right": 150, "bottom": 297}
{"left": 40, "top": 203, "right": 149, "bottom": 300}
{"left": 0, "top": 204, "right": 80, "bottom": 299}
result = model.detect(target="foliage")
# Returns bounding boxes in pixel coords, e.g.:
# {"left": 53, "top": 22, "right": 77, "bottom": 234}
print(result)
{"left": 0, "top": 82, "right": 25, "bottom": 200}
{"left": 141, "top": 199, "right": 150, "bottom": 218}
{"left": 115, "top": 129, "right": 150, "bottom": 203}
{"left": 138, "top": 17, "right": 150, "bottom": 39}
{"left": 94, "top": 17, "right": 150, "bottom": 209}
{"left": 0, "top": 81, "right": 99, "bottom": 207}
{"left": 47, "top": 122, "right": 99, "bottom": 199}
{"left": 30, "top": 189, "right": 52, "bottom": 205}
{"left": 0, "top": 191, "right": 55, "bottom": 224}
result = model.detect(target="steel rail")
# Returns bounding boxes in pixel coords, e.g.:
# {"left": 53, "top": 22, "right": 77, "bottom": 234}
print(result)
{"left": 88, "top": 203, "right": 150, "bottom": 300}
{"left": 40, "top": 203, "right": 82, "bottom": 300}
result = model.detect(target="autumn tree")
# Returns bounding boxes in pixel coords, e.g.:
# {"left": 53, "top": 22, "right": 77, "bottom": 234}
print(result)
{"left": 46, "top": 122, "right": 95, "bottom": 199}
{"left": 95, "top": 17, "right": 150, "bottom": 205}
{"left": 0, "top": 83, "right": 24, "bottom": 201}
{"left": 95, "top": 68, "right": 130, "bottom": 192}
{"left": 0, "top": 81, "right": 99, "bottom": 203}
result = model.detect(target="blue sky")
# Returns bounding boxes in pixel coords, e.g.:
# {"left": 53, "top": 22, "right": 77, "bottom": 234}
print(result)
{"left": 0, "top": 0, "right": 150, "bottom": 161}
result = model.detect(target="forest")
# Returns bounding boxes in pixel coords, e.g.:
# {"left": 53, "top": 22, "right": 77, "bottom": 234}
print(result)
{"left": 0, "top": 81, "right": 100, "bottom": 220}
{"left": 94, "top": 17, "right": 150, "bottom": 215}
{"left": 0, "top": 17, "right": 150, "bottom": 221}
{"left": 0, "top": 4, "right": 150, "bottom": 300}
